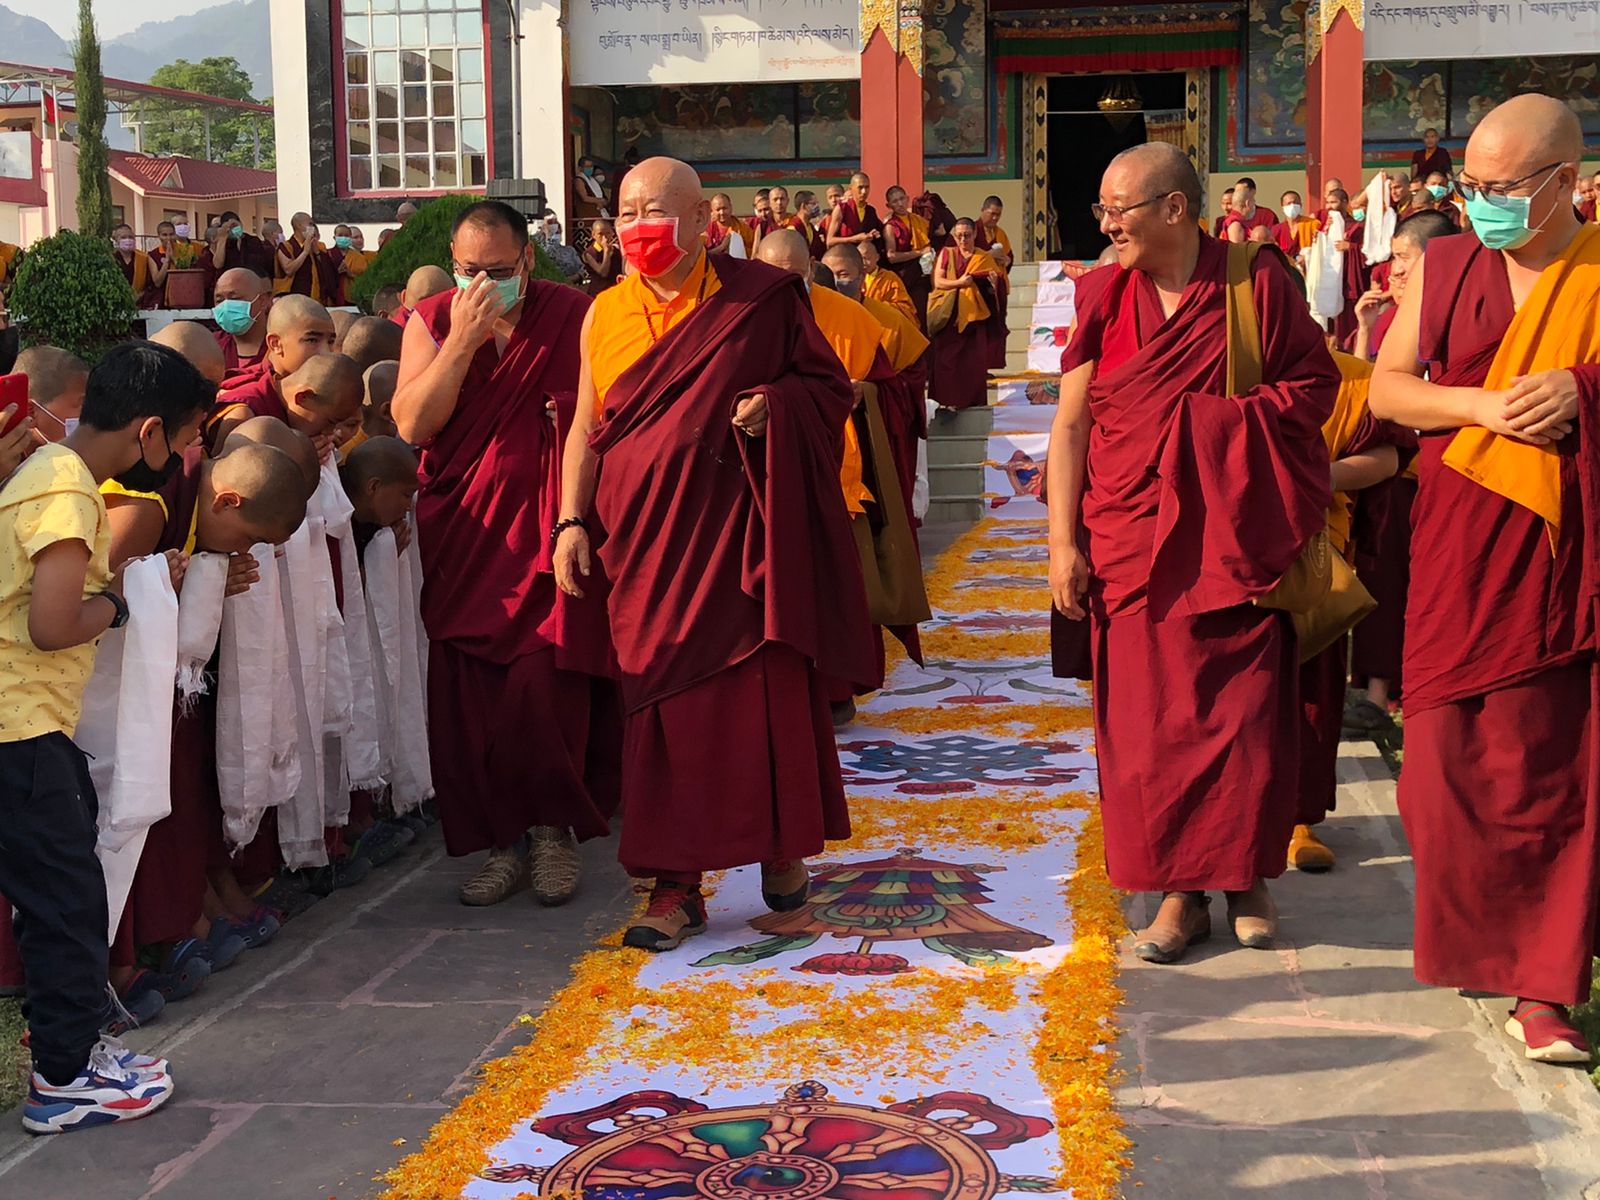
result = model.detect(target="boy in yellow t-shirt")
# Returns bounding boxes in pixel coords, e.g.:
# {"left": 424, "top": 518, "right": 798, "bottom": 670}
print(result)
{"left": 0, "top": 341, "right": 212, "bottom": 1135}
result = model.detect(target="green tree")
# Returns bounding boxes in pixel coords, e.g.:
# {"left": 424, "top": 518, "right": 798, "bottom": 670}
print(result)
{"left": 349, "top": 194, "right": 567, "bottom": 312}
{"left": 139, "top": 57, "right": 275, "bottom": 169}
{"left": 10, "top": 231, "right": 136, "bottom": 361}
{"left": 72, "top": 0, "right": 113, "bottom": 238}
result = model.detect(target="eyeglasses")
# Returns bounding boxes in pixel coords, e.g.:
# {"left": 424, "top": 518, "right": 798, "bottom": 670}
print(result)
{"left": 1454, "top": 161, "right": 1565, "bottom": 201}
{"left": 1091, "top": 193, "right": 1175, "bottom": 223}
{"left": 451, "top": 261, "right": 522, "bottom": 281}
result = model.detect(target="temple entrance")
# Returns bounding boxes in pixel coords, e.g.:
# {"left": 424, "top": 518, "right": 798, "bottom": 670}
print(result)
{"left": 1045, "top": 72, "right": 1189, "bottom": 261}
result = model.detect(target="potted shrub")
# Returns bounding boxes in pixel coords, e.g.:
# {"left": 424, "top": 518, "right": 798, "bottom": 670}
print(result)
{"left": 9, "top": 230, "right": 137, "bottom": 360}
{"left": 164, "top": 239, "right": 207, "bottom": 309}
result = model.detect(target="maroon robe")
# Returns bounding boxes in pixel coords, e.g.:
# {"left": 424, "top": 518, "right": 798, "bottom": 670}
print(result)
{"left": 1349, "top": 472, "right": 1415, "bottom": 686}
{"left": 929, "top": 248, "right": 1005, "bottom": 411}
{"left": 201, "top": 234, "right": 274, "bottom": 304}
{"left": 282, "top": 236, "right": 341, "bottom": 301}
{"left": 833, "top": 198, "right": 884, "bottom": 245}
{"left": 589, "top": 256, "right": 875, "bottom": 875}
{"left": 214, "top": 329, "right": 267, "bottom": 375}
{"left": 411, "top": 283, "right": 613, "bottom": 856}
{"left": 1297, "top": 413, "right": 1412, "bottom": 827}
{"left": 1222, "top": 207, "right": 1279, "bottom": 242}
{"left": 885, "top": 214, "right": 931, "bottom": 327}
{"left": 1399, "top": 232, "right": 1600, "bottom": 1003}
{"left": 1063, "top": 238, "right": 1338, "bottom": 892}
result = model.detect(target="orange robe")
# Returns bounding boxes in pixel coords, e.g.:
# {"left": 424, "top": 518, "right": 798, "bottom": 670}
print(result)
{"left": 861, "top": 293, "right": 930, "bottom": 530}
{"left": 977, "top": 222, "right": 1014, "bottom": 273}
{"left": 864, "top": 268, "right": 918, "bottom": 324}
{"left": 809, "top": 284, "right": 888, "bottom": 515}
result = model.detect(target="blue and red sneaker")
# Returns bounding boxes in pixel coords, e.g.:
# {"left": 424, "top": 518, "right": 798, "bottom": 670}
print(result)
{"left": 21, "top": 1043, "right": 175, "bottom": 1134}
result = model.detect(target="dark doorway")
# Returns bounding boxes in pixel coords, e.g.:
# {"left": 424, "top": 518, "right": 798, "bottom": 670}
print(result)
{"left": 1047, "top": 73, "right": 1188, "bottom": 261}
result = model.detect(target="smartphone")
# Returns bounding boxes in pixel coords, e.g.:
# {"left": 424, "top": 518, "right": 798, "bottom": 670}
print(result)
{"left": 0, "top": 373, "right": 29, "bottom": 435}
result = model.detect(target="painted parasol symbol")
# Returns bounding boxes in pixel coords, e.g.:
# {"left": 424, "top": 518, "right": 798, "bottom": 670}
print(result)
{"left": 691, "top": 850, "right": 1054, "bottom": 975}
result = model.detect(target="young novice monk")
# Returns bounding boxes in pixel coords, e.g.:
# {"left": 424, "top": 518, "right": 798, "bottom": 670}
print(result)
{"left": 340, "top": 435, "right": 418, "bottom": 548}
{"left": 211, "top": 353, "right": 364, "bottom": 462}
{"left": 150, "top": 322, "right": 228, "bottom": 387}
{"left": 341, "top": 317, "right": 404, "bottom": 375}
{"left": 361, "top": 362, "right": 400, "bottom": 441}
{"left": 208, "top": 295, "right": 338, "bottom": 425}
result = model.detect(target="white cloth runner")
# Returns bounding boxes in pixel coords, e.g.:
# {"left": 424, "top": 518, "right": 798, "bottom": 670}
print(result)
{"left": 364, "top": 527, "right": 433, "bottom": 812}
{"left": 277, "top": 519, "right": 331, "bottom": 868}
{"left": 1362, "top": 172, "right": 1396, "bottom": 267}
{"left": 320, "top": 464, "right": 384, "bottom": 793}
{"left": 74, "top": 556, "right": 178, "bottom": 939}
{"left": 174, "top": 551, "right": 228, "bottom": 703}
{"left": 216, "top": 541, "right": 300, "bottom": 852}
{"left": 1306, "top": 211, "right": 1346, "bottom": 328}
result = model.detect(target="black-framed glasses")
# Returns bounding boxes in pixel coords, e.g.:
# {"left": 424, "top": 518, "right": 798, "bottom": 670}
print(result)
{"left": 451, "top": 261, "right": 522, "bottom": 281}
{"left": 1454, "top": 161, "right": 1565, "bottom": 202}
{"left": 1091, "top": 193, "right": 1176, "bottom": 223}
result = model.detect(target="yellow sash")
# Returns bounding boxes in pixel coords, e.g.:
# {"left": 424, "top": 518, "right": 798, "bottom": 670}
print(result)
{"left": 1442, "top": 222, "right": 1600, "bottom": 541}
{"left": 1324, "top": 352, "right": 1375, "bottom": 556}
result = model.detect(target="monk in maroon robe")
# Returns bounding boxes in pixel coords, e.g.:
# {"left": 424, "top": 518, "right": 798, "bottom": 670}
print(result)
{"left": 556, "top": 157, "right": 875, "bottom": 953}
{"left": 1048, "top": 143, "right": 1337, "bottom": 963}
{"left": 278, "top": 214, "right": 341, "bottom": 303}
{"left": 212, "top": 268, "right": 271, "bottom": 375}
{"left": 884, "top": 186, "right": 932, "bottom": 325}
{"left": 930, "top": 219, "right": 1006, "bottom": 410}
{"left": 394, "top": 200, "right": 613, "bottom": 909}
{"left": 1371, "top": 94, "right": 1600, "bottom": 1063}
{"left": 827, "top": 171, "right": 886, "bottom": 251}
{"left": 201, "top": 211, "right": 273, "bottom": 304}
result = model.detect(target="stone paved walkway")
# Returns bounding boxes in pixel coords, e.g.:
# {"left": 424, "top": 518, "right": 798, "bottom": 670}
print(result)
{"left": 3, "top": 676, "right": 1600, "bottom": 1198}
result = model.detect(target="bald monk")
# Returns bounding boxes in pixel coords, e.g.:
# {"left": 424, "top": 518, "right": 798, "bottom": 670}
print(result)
{"left": 211, "top": 268, "right": 271, "bottom": 374}
{"left": 390, "top": 265, "right": 454, "bottom": 328}
{"left": 1370, "top": 94, "right": 1600, "bottom": 1063}
{"left": 208, "top": 295, "right": 338, "bottom": 431}
{"left": 883, "top": 185, "right": 932, "bottom": 324}
{"left": 1048, "top": 143, "right": 1337, "bottom": 963}
{"left": 106, "top": 428, "right": 308, "bottom": 972}
{"left": 828, "top": 172, "right": 885, "bottom": 251}
{"left": 1345, "top": 212, "right": 1461, "bottom": 735}
{"left": 331, "top": 310, "right": 359, "bottom": 353}
{"left": 362, "top": 361, "right": 399, "bottom": 440}
{"left": 555, "top": 158, "right": 874, "bottom": 951}
{"left": 372, "top": 284, "right": 403, "bottom": 322}
{"left": 223, "top": 414, "right": 320, "bottom": 499}
{"left": 341, "top": 315, "right": 404, "bottom": 375}
{"left": 975, "top": 196, "right": 1014, "bottom": 272}
{"left": 761, "top": 233, "right": 928, "bottom": 721}
{"left": 393, "top": 200, "right": 610, "bottom": 907}
{"left": 151, "top": 321, "right": 228, "bottom": 386}
{"left": 1289, "top": 353, "right": 1405, "bottom": 872}
{"left": 279, "top": 213, "right": 339, "bottom": 302}
{"left": 212, "top": 352, "right": 363, "bottom": 463}
{"left": 16, "top": 346, "right": 88, "bottom": 443}
{"left": 706, "top": 193, "right": 754, "bottom": 257}
{"left": 859, "top": 238, "right": 918, "bottom": 324}
{"left": 929, "top": 218, "right": 1006, "bottom": 409}
{"left": 341, "top": 435, "right": 418, "bottom": 546}
{"left": 824, "top": 243, "right": 930, "bottom": 529}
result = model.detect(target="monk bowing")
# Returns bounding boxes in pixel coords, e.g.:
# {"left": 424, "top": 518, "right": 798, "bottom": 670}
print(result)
{"left": 859, "top": 239, "right": 918, "bottom": 325}
{"left": 393, "top": 200, "right": 611, "bottom": 908}
{"left": 1370, "top": 93, "right": 1600, "bottom": 1063}
{"left": 555, "top": 157, "right": 875, "bottom": 952}
{"left": 1047, "top": 143, "right": 1337, "bottom": 963}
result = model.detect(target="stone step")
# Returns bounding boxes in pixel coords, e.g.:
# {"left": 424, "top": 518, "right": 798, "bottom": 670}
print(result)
{"left": 926, "top": 495, "right": 985, "bottom": 525}
{"left": 927, "top": 433, "right": 990, "bottom": 467}
{"left": 927, "top": 404, "right": 995, "bottom": 439}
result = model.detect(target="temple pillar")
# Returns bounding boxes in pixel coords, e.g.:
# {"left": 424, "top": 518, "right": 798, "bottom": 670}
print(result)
{"left": 1304, "top": 0, "right": 1365, "bottom": 199}
{"left": 859, "top": 1, "right": 924, "bottom": 196}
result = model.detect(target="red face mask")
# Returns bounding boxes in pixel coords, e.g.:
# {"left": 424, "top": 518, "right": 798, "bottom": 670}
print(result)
{"left": 619, "top": 217, "right": 685, "bottom": 277}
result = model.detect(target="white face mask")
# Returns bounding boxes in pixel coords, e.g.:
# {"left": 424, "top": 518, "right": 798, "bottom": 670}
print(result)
{"left": 174, "top": 223, "right": 190, "bottom": 238}
{"left": 34, "top": 403, "right": 77, "bottom": 439}
{"left": 1282, "top": 203, "right": 1302, "bottom": 221}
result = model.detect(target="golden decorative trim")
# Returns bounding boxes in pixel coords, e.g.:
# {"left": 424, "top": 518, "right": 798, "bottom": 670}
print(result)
{"left": 1028, "top": 73, "right": 1049, "bottom": 260}
{"left": 1185, "top": 69, "right": 1209, "bottom": 202}
{"left": 861, "top": 0, "right": 923, "bottom": 72}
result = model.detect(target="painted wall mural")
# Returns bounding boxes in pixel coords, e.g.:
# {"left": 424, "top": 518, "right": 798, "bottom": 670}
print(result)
{"left": 594, "top": 0, "right": 988, "bottom": 164}
{"left": 1243, "top": 0, "right": 1600, "bottom": 151}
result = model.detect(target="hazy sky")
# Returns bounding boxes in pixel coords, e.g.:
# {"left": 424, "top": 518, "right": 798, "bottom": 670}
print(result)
{"left": 11, "top": 0, "right": 223, "bottom": 41}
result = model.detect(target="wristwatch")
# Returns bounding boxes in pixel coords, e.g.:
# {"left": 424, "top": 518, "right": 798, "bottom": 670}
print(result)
{"left": 99, "top": 590, "right": 129, "bottom": 629}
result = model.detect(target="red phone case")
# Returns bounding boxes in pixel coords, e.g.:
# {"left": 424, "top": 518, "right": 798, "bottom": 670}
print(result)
{"left": 0, "top": 374, "right": 29, "bottom": 435}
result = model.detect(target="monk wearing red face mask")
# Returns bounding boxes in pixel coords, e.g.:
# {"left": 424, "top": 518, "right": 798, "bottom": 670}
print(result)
{"left": 556, "top": 157, "right": 875, "bottom": 953}
{"left": 393, "top": 200, "right": 614, "bottom": 909}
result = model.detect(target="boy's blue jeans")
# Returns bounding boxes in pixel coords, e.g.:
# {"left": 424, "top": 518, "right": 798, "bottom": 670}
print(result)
{"left": 0, "top": 732, "right": 108, "bottom": 1085}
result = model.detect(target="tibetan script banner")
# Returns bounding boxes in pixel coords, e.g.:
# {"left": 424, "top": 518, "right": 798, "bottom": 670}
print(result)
{"left": 569, "top": 0, "right": 861, "bottom": 86}
{"left": 1365, "top": 0, "right": 1600, "bottom": 59}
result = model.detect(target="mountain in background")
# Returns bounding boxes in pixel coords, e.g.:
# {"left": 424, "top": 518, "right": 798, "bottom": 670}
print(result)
{"left": 0, "top": 0, "right": 272, "bottom": 100}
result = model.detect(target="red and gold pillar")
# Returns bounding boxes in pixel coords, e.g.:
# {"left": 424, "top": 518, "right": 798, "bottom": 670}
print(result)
{"left": 860, "top": 1, "right": 924, "bottom": 196}
{"left": 1304, "top": 0, "right": 1365, "bottom": 199}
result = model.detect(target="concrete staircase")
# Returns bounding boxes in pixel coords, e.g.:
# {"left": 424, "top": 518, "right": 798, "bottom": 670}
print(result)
{"left": 924, "top": 262, "right": 1052, "bottom": 525}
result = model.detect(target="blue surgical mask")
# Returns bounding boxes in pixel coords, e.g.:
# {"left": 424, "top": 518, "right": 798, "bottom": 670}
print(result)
{"left": 334, "top": 235, "right": 353, "bottom": 249}
{"left": 1465, "top": 166, "right": 1562, "bottom": 251}
{"left": 213, "top": 298, "right": 257, "bottom": 334}
{"left": 1426, "top": 184, "right": 1449, "bottom": 200}
{"left": 229, "top": 225, "right": 245, "bottom": 240}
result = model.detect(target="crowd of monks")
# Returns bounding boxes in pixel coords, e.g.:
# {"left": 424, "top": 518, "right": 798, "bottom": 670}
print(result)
{"left": 1051, "top": 93, "right": 1600, "bottom": 1067}
{"left": 3, "top": 90, "right": 1600, "bottom": 1101}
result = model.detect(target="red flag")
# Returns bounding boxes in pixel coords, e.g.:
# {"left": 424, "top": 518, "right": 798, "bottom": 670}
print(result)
{"left": 42, "top": 93, "right": 56, "bottom": 130}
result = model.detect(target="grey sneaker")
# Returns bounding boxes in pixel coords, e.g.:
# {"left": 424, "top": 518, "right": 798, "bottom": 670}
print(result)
{"left": 528, "top": 826, "right": 581, "bottom": 907}
{"left": 458, "top": 845, "right": 530, "bottom": 906}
